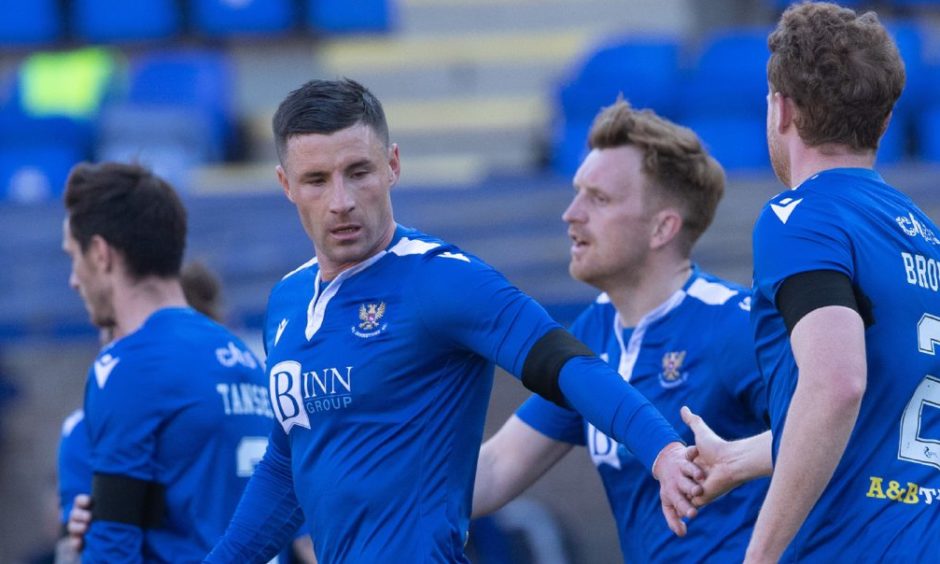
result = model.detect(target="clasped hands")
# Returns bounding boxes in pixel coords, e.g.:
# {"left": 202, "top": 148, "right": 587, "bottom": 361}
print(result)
{"left": 653, "top": 406, "right": 741, "bottom": 537}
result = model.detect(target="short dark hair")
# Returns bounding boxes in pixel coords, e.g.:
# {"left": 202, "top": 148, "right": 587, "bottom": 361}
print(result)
{"left": 768, "top": 2, "right": 905, "bottom": 151}
{"left": 64, "top": 162, "right": 187, "bottom": 279}
{"left": 272, "top": 78, "right": 389, "bottom": 163}
{"left": 181, "top": 261, "right": 223, "bottom": 322}
{"left": 588, "top": 99, "right": 726, "bottom": 255}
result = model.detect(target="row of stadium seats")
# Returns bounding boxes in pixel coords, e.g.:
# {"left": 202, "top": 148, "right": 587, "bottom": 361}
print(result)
{"left": 551, "top": 20, "right": 940, "bottom": 174}
{"left": 0, "top": 48, "right": 235, "bottom": 203}
{"left": 0, "top": 0, "right": 393, "bottom": 46}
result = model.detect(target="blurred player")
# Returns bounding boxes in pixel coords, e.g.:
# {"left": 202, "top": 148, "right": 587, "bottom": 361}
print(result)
{"left": 687, "top": 2, "right": 940, "bottom": 561}
{"left": 472, "top": 99, "right": 769, "bottom": 560}
{"left": 206, "top": 78, "right": 704, "bottom": 563}
{"left": 61, "top": 162, "right": 274, "bottom": 561}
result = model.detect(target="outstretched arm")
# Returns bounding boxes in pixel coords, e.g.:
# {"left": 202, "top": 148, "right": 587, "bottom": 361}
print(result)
{"left": 473, "top": 415, "right": 572, "bottom": 518}
{"left": 681, "top": 407, "right": 773, "bottom": 506}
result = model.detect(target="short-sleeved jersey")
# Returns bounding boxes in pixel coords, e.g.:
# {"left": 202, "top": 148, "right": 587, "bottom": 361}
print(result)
{"left": 58, "top": 408, "right": 91, "bottom": 525}
{"left": 263, "top": 225, "right": 560, "bottom": 563}
{"left": 518, "top": 268, "right": 769, "bottom": 562}
{"left": 82, "top": 307, "right": 273, "bottom": 563}
{"left": 752, "top": 168, "right": 940, "bottom": 561}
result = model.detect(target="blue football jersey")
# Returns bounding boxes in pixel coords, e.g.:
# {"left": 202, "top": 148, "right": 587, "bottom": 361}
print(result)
{"left": 58, "top": 408, "right": 91, "bottom": 525}
{"left": 752, "top": 168, "right": 940, "bottom": 561}
{"left": 518, "top": 268, "right": 770, "bottom": 562}
{"left": 82, "top": 307, "right": 273, "bottom": 563}
{"left": 262, "top": 225, "right": 568, "bottom": 563}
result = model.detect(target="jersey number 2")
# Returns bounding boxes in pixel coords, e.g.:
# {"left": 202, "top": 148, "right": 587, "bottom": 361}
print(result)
{"left": 899, "top": 314, "right": 940, "bottom": 470}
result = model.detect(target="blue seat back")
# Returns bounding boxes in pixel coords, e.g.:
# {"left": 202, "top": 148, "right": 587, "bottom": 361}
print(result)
{"left": 191, "top": 0, "right": 296, "bottom": 37}
{"left": 72, "top": 0, "right": 180, "bottom": 43}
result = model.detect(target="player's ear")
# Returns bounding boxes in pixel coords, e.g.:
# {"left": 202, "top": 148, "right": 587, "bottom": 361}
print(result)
{"left": 276, "top": 164, "right": 294, "bottom": 203}
{"left": 387, "top": 143, "right": 401, "bottom": 186}
{"left": 88, "top": 234, "right": 115, "bottom": 273}
{"left": 650, "top": 208, "right": 683, "bottom": 250}
{"left": 771, "top": 92, "right": 796, "bottom": 134}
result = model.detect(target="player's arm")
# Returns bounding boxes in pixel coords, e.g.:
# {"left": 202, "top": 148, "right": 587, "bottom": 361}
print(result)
{"left": 206, "top": 425, "right": 305, "bottom": 563}
{"left": 681, "top": 408, "right": 773, "bottom": 506}
{"left": 416, "top": 254, "right": 703, "bottom": 535}
{"left": 745, "top": 271, "right": 867, "bottom": 563}
{"left": 473, "top": 413, "right": 573, "bottom": 518}
{"left": 83, "top": 360, "right": 170, "bottom": 564}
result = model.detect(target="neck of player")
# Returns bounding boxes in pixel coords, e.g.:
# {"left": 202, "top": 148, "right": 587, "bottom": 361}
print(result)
{"left": 606, "top": 258, "right": 692, "bottom": 328}
{"left": 111, "top": 277, "right": 188, "bottom": 339}
{"left": 788, "top": 143, "right": 877, "bottom": 188}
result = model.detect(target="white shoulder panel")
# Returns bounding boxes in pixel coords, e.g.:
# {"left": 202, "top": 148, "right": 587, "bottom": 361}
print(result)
{"left": 281, "top": 256, "right": 318, "bottom": 281}
{"left": 389, "top": 237, "right": 441, "bottom": 257}
{"left": 62, "top": 409, "right": 85, "bottom": 436}
{"left": 687, "top": 278, "right": 738, "bottom": 305}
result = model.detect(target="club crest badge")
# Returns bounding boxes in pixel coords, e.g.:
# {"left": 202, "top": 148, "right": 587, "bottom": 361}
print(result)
{"left": 353, "top": 302, "right": 388, "bottom": 338}
{"left": 659, "top": 351, "right": 688, "bottom": 388}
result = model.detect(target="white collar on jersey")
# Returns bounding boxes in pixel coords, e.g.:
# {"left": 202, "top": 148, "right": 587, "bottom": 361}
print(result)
{"left": 303, "top": 232, "right": 447, "bottom": 341}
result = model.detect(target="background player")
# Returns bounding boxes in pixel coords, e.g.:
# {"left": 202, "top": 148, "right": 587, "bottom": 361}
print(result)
{"left": 61, "top": 162, "right": 275, "bottom": 561}
{"left": 472, "top": 99, "right": 769, "bottom": 560}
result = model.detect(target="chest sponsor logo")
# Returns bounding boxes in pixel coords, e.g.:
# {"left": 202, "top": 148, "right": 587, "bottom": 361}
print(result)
{"left": 896, "top": 212, "right": 940, "bottom": 245}
{"left": 587, "top": 423, "right": 624, "bottom": 470}
{"left": 216, "top": 342, "right": 258, "bottom": 369}
{"left": 770, "top": 197, "right": 803, "bottom": 224}
{"left": 659, "top": 351, "right": 688, "bottom": 388}
{"left": 269, "top": 360, "right": 354, "bottom": 432}
{"left": 352, "top": 301, "right": 388, "bottom": 338}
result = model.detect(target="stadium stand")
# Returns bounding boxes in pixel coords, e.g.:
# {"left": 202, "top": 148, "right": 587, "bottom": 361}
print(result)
{"left": 71, "top": 0, "right": 181, "bottom": 43}
{"left": 190, "top": 0, "right": 297, "bottom": 38}
{"left": 0, "top": 0, "right": 62, "bottom": 47}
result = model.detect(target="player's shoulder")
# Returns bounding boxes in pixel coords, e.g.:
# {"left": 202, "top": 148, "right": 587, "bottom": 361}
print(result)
{"left": 684, "top": 270, "right": 751, "bottom": 317}
{"left": 387, "top": 226, "right": 495, "bottom": 280}
{"left": 61, "top": 408, "right": 85, "bottom": 437}
{"left": 273, "top": 256, "right": 319, "bottom": 295}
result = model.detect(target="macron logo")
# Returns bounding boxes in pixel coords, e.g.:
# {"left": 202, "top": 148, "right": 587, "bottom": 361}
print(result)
{"left": 94, "top": 354, "right": 120, "bottom": 388}
{"left": 275, "top": 319, "right": 288, "bottom": 347}
{"left": 770, "top": 197, "right": 803, "bottom": 224}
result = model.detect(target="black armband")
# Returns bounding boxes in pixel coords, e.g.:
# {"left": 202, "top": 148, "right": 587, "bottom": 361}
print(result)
{"left": 776, "top": 270, "right": 875, "bottom": 334}
{"left": 92, "top": 473, "right": 166, "bottom": 528}
{"left": 522, "top": 328, "right": 595, "bottom": 406}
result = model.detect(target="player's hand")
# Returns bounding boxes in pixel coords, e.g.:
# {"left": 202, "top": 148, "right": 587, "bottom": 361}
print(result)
{"left": 681, "top": 406, "right": 741, "bottom": 506}
{"left": 66, "top": 493, "right": 92, "bottom": 553}
{"left": 652, "top": 440, "right": 704, "bottom": 537}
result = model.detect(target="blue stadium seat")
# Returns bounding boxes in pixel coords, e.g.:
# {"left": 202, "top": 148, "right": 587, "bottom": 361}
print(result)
{"left": 190, "top": 0, "right": 296, "bottom": 37}
{"left": 307, "top": 0, "right": 394, "bottom": 34}
{"left": 549, "top": 117, "right": 592, "bottom": 177}
{"left": 558, "top": 37, "right": 682, "bottom": 121}
{"left": 126, "top": 50, "right": 234, "bottom": 159}
{"left": 72, "top": 0, "right": 180, "bottom": 43}
{"left": 683, "top": 116, "right": 770, "bottom": 172}
{"left": 0, "top": 0, "right": 61, "bottom": 46}
{"left": 920, "top": 107, "right": 940, "bottom": 163}
{"left": 0, "top": 146, "right": 82, "bottom": 204}
{"left": 681, "top": 27, "right": 771, "bottom": 121}
{"left": 95, "top": 50, "right": 236, "bottom": 188}
{"left": 0, "top": 82, "right": 96, "bottom": 203}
